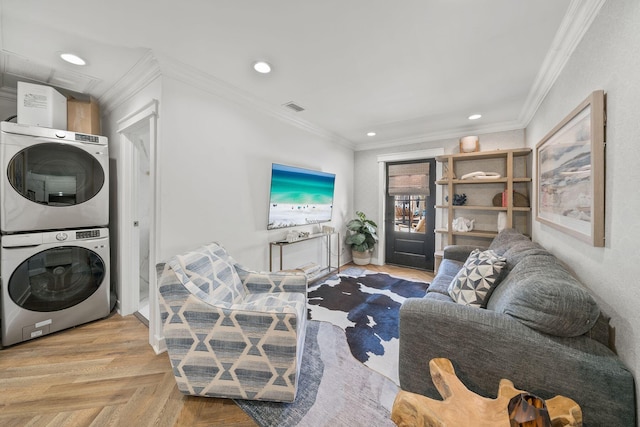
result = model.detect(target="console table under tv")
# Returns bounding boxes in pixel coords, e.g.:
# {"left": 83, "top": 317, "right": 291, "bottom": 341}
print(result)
{"left": 269, "top": 232, "right": 340, "bottom": 282}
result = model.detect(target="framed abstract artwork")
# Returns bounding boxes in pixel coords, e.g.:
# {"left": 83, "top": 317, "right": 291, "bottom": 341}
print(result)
{"left": 535, "top": 90, "right": 605, "bottom": 247}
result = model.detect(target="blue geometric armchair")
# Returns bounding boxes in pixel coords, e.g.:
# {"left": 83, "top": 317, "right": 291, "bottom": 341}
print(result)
{"left": 157, "top": 242, "right": 307, "bottom": 402}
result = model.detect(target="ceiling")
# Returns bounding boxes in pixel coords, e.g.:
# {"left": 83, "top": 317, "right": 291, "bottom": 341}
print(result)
{"left": 0, "top": 0, "right": 600, "bottom": 150}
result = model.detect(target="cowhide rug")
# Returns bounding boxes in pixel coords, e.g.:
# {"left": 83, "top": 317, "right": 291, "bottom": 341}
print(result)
{"left": 307, "top": 267, "right": 430, "bottom": 384}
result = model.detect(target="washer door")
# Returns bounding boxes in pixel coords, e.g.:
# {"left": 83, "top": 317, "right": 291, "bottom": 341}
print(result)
{"left": 7, "top": 142, "right": 105, "bottom": 206}
{"left": 8, "top": 246, "right": 106, "bottom": 312}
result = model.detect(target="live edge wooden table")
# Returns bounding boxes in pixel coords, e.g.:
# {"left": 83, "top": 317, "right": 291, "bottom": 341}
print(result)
{"left": 391, "top": 358, "right": 582, "bottom": 427}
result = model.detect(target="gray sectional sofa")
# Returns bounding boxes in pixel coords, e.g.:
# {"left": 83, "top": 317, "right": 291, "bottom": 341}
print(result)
{"left": 398, "top": 229, "right": 636, "bottom": 426}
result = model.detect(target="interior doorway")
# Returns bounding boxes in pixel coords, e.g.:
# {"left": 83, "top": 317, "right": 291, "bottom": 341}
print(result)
{"left": 384, "top": 159, "right": 436, "bottom": 270}
{"left": 129, "top": 125, "right": 151, "bottom": 320}
{"left": 115, "top": 100, "right": 159, "bottom": 349}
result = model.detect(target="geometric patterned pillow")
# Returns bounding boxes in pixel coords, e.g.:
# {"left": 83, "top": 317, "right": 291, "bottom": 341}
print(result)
{"left": 448, "top": 249, "right": 507, "bottom": 308}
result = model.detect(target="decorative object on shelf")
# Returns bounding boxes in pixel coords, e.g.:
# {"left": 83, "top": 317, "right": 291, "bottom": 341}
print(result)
{"left": 536, "top": 90, "right": 605, "bottom": 247}
{"left": 322, "top": 225, "right": 335, "bottom": 234}
{"left": 452, "top": 217, "right": 475, "bottom": 232}
{"left": 345, "top": 211, "right": 378, "bottom": 265}
{"left": 493, "top": 191, "right": 530, "bottom": 207}
{"left": 460, "top": 171, "right": 502, "bottom": 180}
{"left": 497, "top": 212, "right": 508, "bottom": 232}
{"left": 286, "top": 230, "right": 310, "bottom": 242}
{"left": 459, "top": 135, "right": 480, "bottom": 153}
{"left": 446, "top": 193, "right": 467, "bottom": 206}
{"left": 440, "top": 163, "right": 456, "bottom": 180}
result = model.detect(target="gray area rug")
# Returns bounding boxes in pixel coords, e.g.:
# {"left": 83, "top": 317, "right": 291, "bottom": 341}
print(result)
{"left": 235, "top": 320, "right": 398, "bottom": 427}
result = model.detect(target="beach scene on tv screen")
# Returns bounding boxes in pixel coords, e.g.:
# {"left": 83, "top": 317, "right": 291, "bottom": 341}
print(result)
{"left": 268, "top": 164, "right": 335, "bottom": 229}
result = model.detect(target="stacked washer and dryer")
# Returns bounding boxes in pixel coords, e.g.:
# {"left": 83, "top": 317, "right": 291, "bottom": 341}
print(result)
{"left": 0, "top": 121, "right": 111, "bottom": 347}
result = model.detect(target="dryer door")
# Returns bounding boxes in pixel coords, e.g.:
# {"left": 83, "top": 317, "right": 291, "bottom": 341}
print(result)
{"left": 8, "top": 246, "right": 106, "bottom": 312}
{"left": 8, "top": 142, "right": 105, "bottom": 206}
{"left": 1, "top": 134, "right": 109, "bottom": 232}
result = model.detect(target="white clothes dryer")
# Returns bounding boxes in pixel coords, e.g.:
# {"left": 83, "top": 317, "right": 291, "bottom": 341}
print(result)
{"left": 1, "top": 228, "right": 110, "bottom": 347}
{"left": 0, "top": 121, "right": 108, "bottom": 233}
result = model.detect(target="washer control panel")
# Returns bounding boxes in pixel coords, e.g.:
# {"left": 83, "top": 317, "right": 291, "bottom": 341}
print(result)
{"left": 75, "top": 133, "right": 101, "bottom": 143}
{"left": 76, "top": 229, "right": 101, "bottom": 240}
{"left": 1, "top": 228, "right": 108, "bottom": 247}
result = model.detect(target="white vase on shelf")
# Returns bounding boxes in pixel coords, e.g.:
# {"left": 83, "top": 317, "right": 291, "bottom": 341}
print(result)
{"left": 497, "top": 212, "right": 508, "bottom": 232}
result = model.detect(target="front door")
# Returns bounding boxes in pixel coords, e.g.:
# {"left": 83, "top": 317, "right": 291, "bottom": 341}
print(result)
{"left": 384, "top": 159, "right": 436, "bottom": 270}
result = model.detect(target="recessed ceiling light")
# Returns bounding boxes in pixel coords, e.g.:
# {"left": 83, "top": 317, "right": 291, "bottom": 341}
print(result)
{"left": 367, "top": 132, "right": 376, "bottom": 137}
{"left": 60, "top": 53, "right": 86, "bottom": 66}
{"left": 468, "top": 114, "right": 482, "bottom": 120}
{"left": 253, "top": 61, "right": 272, "bottom": 74}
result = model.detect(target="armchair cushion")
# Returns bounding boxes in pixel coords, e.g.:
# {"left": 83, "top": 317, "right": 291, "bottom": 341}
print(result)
{"left": 240, "top": 292, "right": 306, "bottom": 318}
{"left": 169, "top": 243, "right": 245, "bottom": 306}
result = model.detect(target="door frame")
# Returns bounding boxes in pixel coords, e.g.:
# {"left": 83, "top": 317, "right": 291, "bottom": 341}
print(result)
{"left": 115, "top": 100, "right": 161, "bottom": 351}
{"left": 376, "top": 148, "right": 444, "bottom": 266}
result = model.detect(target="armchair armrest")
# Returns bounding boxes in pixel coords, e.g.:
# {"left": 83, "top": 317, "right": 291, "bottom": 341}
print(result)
{"left": 398, "top": 298, "right": 636, "bottom": 426}
{"left": 235, "top": 264, "right": 308, "bottom": 294}
{"left": 443, "top": 245, "right": 485, "bottom": 262}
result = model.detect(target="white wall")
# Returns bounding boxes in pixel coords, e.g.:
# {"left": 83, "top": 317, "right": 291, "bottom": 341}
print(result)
{"left": 157, "top": 76, "right": 354, "bottom": 271}
{"left": 0, "top": 94, "right": 17, "bottom": 121}
{"left": 525, "top": 0, "right": 640, "bottom": 412}
{"left": 354, "top": 130, "right": 525, "bottom": 263}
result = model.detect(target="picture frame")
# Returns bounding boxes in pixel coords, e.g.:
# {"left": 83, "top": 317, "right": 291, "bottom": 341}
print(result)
{"left": 535, "top": 90, "right": 605, "bottom": 247}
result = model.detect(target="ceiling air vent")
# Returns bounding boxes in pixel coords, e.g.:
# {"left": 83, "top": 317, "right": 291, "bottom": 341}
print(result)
{"left": 283, "top": 101, "right": 305, "bottom": 112}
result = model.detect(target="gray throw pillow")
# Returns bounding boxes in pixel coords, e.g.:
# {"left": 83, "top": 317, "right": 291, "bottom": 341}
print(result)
{"left": 448, "top": 249, "right": 507, "bottom": 307}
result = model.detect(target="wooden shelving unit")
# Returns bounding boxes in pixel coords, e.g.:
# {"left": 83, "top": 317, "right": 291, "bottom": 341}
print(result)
{"left": 435, "top": 148, "right": 532, "bottom": 250}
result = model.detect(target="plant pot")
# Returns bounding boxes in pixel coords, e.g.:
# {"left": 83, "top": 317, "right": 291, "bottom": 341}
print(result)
{"left": 352, "top": 250, "right": 372, "bottom": 265}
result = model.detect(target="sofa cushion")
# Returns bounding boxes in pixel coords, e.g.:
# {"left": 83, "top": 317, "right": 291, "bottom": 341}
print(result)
{"left": 501, "top": 239, "right": 549, "bottom": 272}
{"left": 448, "top": 249, "right": 506, "bottom": 308}
{"left": 486, "top": 254, "right": 600, "bottom": 337}
{"left": 488, "top": 228, "right": 530, "bottom": 256}
{"left": 426, "top": 259, "right": 463, "bottom": 299}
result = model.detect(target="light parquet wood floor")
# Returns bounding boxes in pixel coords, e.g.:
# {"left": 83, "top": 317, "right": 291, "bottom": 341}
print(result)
{"left": 0, "top": 263, "right": 433, "bottom": 427}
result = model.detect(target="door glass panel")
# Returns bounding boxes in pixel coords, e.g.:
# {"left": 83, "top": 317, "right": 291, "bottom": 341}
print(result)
{"left": 394, "top": 195, "right": 426, "bottom": 233}
{"left": 8, "top": 247, "right": 106, "bottom": 312}
{"left": 7, "top": 143, "right": 104, "bottom": 206}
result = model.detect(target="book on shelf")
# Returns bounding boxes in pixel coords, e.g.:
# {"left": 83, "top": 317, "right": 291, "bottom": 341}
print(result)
{"left": 296, "top": 262, "right": 321, "bottom": 275}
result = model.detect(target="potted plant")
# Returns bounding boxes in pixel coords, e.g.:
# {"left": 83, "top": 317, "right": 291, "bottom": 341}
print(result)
{"left": 345, "top": 211, "right": 378, "bottom": 265}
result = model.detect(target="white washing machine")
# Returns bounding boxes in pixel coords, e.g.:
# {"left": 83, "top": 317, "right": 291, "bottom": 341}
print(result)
{"left": 0, "top": 121, "right": 108, "bottom": 233}
{"left": 1, "top": 228, "right": 110, "bottom": 346}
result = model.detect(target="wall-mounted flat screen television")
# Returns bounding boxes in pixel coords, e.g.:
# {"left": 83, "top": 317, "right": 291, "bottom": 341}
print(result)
{"left": 267, "top": 163, "right": 336, "bottom": 230}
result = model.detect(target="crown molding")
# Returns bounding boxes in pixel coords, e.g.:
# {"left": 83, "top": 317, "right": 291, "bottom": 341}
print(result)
{"left": 99, "top": 50, "right": 161, "bottom": 116}
{"left": 353, "top": 120, "right": 524, "bottom": 152}
{"left": 518, "top": 0, "right": 607, "bottom": 127}
{"left": 356, "top": 0, "right": 605, "bottom": 152}
{"left": 154, "top": 54, "right": 355, "bottom": 150}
